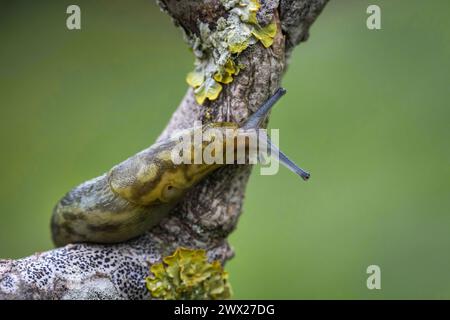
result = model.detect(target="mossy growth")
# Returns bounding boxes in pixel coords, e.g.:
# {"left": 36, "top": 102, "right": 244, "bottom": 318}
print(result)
{"left": 146, "top": 247, "right": 232, "bottom": 300}
{"left": 186, "top": 0, "right": 277, "bottom": 105}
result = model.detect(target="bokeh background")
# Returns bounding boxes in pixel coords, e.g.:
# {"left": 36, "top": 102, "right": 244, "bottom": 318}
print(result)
{"left": 1, "top": 0, "right": 449, "bottom": 299}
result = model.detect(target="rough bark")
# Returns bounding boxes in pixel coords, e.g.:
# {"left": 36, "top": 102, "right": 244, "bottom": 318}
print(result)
{"left": 0, "top": 0, "right": 328, "bottom": 300}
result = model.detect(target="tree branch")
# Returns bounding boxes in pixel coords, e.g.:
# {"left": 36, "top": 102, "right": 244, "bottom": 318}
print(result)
{"left": 0, "top": 0, "right": 328, "bottom": 299}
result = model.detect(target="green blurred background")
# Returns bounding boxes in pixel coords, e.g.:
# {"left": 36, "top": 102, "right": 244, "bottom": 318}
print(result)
{"left": 1, "top": 0, "right": 449, "bottom": 299}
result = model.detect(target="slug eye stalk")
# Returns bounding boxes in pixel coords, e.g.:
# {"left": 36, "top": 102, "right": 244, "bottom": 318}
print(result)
{"left": 266, "top": 137, "right": 311, "bottom": 181}
{"left": 247, "top": 88, "right": 310, "bottom": 181}
{"left": 242, "top": 87, "right": 287, "bottom": 130}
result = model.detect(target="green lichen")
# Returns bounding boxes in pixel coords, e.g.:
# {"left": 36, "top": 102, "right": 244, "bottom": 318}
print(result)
{"left": 146, "top": 247, "right": 232, "bottom": 300}
{"left": 186, "top": 0, "right": 277, "bottom": 105}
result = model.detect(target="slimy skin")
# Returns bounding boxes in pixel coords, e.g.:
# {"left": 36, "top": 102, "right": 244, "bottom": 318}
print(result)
{"left": 51, "top": 88, "right": 309, "bottom": 246}
{"left": 51, "top": 130, "right": 225, "bottom": 247}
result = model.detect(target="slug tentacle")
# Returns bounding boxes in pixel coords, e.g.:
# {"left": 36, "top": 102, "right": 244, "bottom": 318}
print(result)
{"left": 242, "top": 87, "right": 286, "bottom": 130}
{"left": 266, "top": 137, "right": 310, "bottom": 181}
{"left": 242, "top": 87, "right": 310, "bottom": 181}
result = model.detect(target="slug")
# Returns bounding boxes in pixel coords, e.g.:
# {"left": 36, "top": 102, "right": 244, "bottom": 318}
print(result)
{"left": 51, "top": 88, "right": 310, "bottom": 246}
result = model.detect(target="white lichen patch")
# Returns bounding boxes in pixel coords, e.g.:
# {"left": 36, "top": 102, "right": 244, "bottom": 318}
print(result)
{"left": 186, "top": 0, "right": 278, "bottom": 105}
{"left": 62, "top": 278, "right": 120, "bottom": 300}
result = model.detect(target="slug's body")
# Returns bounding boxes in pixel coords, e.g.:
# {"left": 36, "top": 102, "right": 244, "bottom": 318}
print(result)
{"left": 51, "top": 89, "right": 310, "bottom": 246}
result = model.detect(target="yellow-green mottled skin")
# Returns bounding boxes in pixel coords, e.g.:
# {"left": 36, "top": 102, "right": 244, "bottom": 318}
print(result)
{"left": 51, "top": 124, "right": 240, "bottom": 246}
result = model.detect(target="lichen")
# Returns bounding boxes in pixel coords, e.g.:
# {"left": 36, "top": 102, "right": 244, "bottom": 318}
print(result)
{"left": 145, "top": 248, "right": 232, "bottom": 300}
{"left": 252, "top": 22, "right": 278, "bottom": 47}
{"left": 214, "top": 59, "right": 240, "bottom": 84}
{"left": 186, "top": 0, "right": 277, "bottom": 105}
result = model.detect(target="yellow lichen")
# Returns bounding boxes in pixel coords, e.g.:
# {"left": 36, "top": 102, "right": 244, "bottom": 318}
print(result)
{"left": 252, "top": 21, "right": 277, "bottom": 48}
{"left": 246, "top": 0, "right": 261, "bottom": 24}
{"left": 228, "top": 40, "right": 249, "bottom": 54}
{"left": 225, "top": 20, "right": 252, "bottom": 54}
{"left": 186, "top": 0, "right": 277, "bottom": 105}
{"left": 214, "top": 59, "right": 240, "bottom": 84}
{"left": 231, "top": 0, "right": 261, "bottom": 24}
{"left": 146, "top": 248, "right": 232, "bottom": 300}
{"left": 186, "top": 70, "right": 204, "bottom": 88}
{"left": 194, "top": 78, "right": 223, "bottom": 105}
